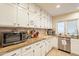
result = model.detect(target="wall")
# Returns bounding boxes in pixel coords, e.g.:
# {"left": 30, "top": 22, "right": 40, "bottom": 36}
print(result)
{"left": 0, "top": 28, "right": 47, "bottom": 37}
{"left": 52, "top": 11, "right": 79, "bottom": 31}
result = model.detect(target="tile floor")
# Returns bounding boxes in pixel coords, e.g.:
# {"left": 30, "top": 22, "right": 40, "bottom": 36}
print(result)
{"left": 47, "top": 48, "right": 72, "bottom": 56}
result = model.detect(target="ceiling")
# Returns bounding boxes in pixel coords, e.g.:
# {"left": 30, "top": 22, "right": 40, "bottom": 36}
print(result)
{"left": 36, "top": 3, "right": 79, "bottom": 16}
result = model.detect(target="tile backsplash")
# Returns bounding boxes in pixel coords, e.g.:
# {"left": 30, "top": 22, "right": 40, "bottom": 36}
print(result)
{"left": 0, "top": 27, "right": 47, "bottom": 36}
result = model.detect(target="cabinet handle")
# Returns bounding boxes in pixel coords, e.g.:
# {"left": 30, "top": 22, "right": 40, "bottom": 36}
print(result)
{"left": 11, "top": 53, "right": 17, "bottom": 56}
{"left": 13, "top": 23, "right": 16, "bottom": 26}
{"left": 17, "top": 24, "right": 20, "bottom": 26}
{"left": 33, "top": 50, "right": 35, "bottom": 53}
{"left": 40, "top": 45, "right": 43, "bottom": 48}
{"left": 25, "top": 47, "right": 31, "bottom": 50}
{"left": 36, "top": 43, "right": 40, "bottom": 45}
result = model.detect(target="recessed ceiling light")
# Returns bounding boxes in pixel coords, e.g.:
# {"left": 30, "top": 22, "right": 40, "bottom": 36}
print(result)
{"left": 56, "top": 5, "right": 61, "bottom": 8}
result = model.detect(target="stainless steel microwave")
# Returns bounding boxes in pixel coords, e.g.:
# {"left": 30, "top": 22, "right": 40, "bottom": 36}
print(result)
{"left": 0, "top": 32, "right": 22, "bottom": 47}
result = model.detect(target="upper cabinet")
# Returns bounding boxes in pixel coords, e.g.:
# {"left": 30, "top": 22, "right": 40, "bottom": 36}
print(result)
{"left": 17, "top": 4, "right": 29, "bottom": 27}
{"left": 47, "top": 15, "right": 53, "bottom": 29}
{"left": 28, "top": 4, "right": 41, "bottom": 28}
{"left": 0, "top": 4, "right": 17, "bottom": 27}
{"left": 0, "top": 3, "right": 52, "bottom": 29}
{"left": 40, "top": 9, "right": 53, "bottom": 29}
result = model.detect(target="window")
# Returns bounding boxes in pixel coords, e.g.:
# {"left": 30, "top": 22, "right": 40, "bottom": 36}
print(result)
{"left": 67, "top": 20, "right": 77, "bottom": 35}
{"left": 57, "top": 22, "right": 64, "bottom": 34}
{"left": 56, "top": 19, "right": 78, "bottom": 39}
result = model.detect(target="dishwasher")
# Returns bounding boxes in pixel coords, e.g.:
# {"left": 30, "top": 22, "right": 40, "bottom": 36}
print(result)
{"left": 58, "top": 36, "right": 71, "bottom": 53}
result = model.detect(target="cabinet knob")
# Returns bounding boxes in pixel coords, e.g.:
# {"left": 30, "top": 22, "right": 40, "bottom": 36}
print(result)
{"left": 25, "top": 47, "right": 31, "bottom": 50}
{"left": 17, "top": 24, "right": 20, "bottom": 26}
{"left": 13, "top": 23, "right": 16, "bottom": 26}
{"left": 36, "top": 43, "right": 40, "bottom": 45}
{"left": 33, "top": 50, "right": 35, "bottom": 53}
{"left": 11, "top": 53, "right": 17, "bottom": 56}
{"left": 40, "top": 45, "right": 43, "bottom": 48}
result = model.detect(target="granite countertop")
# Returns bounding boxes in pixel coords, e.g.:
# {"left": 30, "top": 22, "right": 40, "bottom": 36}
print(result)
{"left": 0, "top": 35, "right": 53, "bottom": 55}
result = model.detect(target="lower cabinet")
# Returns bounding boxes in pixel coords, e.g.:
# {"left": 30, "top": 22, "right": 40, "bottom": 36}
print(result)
{"left": 51, "top": 37, "right": 58, "bottom": 48}
{"left": 33, "top": 42, "right": 42, "bottom": 56}
{"left": 2, "top": 37, "right": 58, "bottom": 56}
{"left": 71, "top": 39, "right": 79, "bottom": 55}
{"left": 21, "top": 44, "right": 34, "bottom": 56}
{"left": 45, "top": 39, "right": 51, "bottom": 54}
{"left": 33, "top": 40, "right": 46, "bottom": 56}
{"left": 41, "top": 40, "right": 46, "bottom": 56}
{"left": 3, "top": 49, "right": 22, "bottom": 56}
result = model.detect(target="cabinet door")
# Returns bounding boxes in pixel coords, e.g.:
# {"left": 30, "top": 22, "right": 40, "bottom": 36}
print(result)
{"left": 0, "top": 4, "right": 17, "bottom": 27}
{"left": 3, "top": 49, "right": 21, "bottom": 56}
{"left": 45, "top": 40, "right": 50, "bottom": 53}
{"left": 44, "top": 18, "right": 48, "bottom": 29}
{"left": 49, "top": 17, "right": 53, "bottom": 29}
{"left": 17, "top": 6, "right": 29, "bottom": 27}
{"left": 33, "top": 42, "right": 42, "bottom": 56}
{"left": 21, "top": 45, "right": 34, "bottom": 56}
{"left": 18, "top": 3, "right": 28, "bottom": 10}
{"left": 47, "top": 40, "right": 52, "bottom": 51}
{"left": 40, "top": 10, "right": 45, "bottom": 28}
{"left": 28, "top": 11, "right": 35, "bottom": 28}
{"left": 46, "top": 15, "right": 52, "bottom": 29}
{"left": 40, "top": 40, "right": 46, "bottom": 56}
{"left": 71, "top": 39, "right": 79, "bottom": 55}
{"left": 52, "top": 37, "right": 58, "bottom": 48}
{"left": 33, "top": 19, "right": 40, "bottom": 28}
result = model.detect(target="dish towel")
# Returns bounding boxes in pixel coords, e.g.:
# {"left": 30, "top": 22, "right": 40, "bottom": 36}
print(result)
{"left": 62, "top": 40, "right": 67, "bottom": 45}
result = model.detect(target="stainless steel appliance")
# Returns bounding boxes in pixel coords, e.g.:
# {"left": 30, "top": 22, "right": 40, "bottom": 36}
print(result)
{"left": 47, "top": 29, "right": 55, "bottom": 35}
{"left": 20, "top": 32, "right": 31, "bottom": 41}
{"left": 0, "top": 32, "right": 22, "bottom": 47}
{"left": 58, "top": 36, "right": 71, "bottom": 53}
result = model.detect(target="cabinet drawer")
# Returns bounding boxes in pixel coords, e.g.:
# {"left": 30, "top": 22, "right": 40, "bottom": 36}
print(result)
{"left": 3, "top": 49, "right": 21, "bottom": 56}
{"left": 71, "top": 45, "right": 79, "bottom": 55}
{"left": 71, "top": 39, "right": 79, "bottom": 46}
{"left": 22, "top": 45, "right": 33, "bottom": 53}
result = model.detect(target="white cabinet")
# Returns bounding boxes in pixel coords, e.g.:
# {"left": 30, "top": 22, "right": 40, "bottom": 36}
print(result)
{"left": 41, "top": 40, "right": 46, "bottom": 56}
{"left": 33, "top": 42, "right": 42, "bottom": 56}
{"left": 52, "top": 37, "right": 58, "bottom": 48}
{"left": 18, "top": 3, "right": 29, "bottom": 10}
{"left": 47, "top": 16, "right": 52, "bottom": 29}
{"left": 21, "top": 44, "right": 34, "bottom": 56}
{"left": 71, "top": 39, "right": 79, "bottom": 55}
{"left": 33, "top": 40, "right": 46, "bottom": 56}
{"left": 28, "top": 11, "right": 35, "bottom": 28}
{"left": 48, "top": 38, "right": 53, "bottom": 49}
{"left": 44, "top": 18, "right": 48, "bottom": 29}
{"left": 33, "top": 19, "right": 41, "bottom": 28}
{"left": 0, "top": 4, "right": 17, "bottom": 27}
{"left": 28, "top": 4, "right": 41, "bottom": 28}
{"left": 2, "top": 37, "right": 57, "bottom": 56}
{"left": 45, "top": 39, "right": 51, "bottom": 53}
{"left": 0, "top": 3, "right": 52, "bottom": 29}
{"left": 40, "top": 10, "right": 53, "bottom": 29}
{"left": 3, "top": 49, "right": 21, "bottom": 56}
{"left": 40, "top": 10, "right": 45, "bottom": 28}
{"left": 28, "top": 4, "right": 35, "bottom": 28}
{"left": 17, "top": 6, "right": 29, "bottom": 27}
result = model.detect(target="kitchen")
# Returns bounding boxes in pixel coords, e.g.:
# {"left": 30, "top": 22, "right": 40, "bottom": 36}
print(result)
{"left": 0, "top": 3, "right": 79, "bottom": 56}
